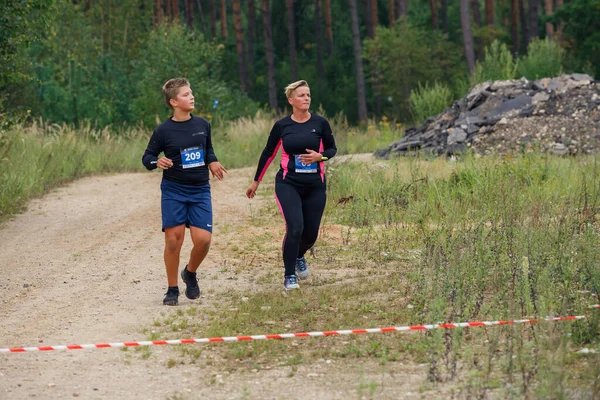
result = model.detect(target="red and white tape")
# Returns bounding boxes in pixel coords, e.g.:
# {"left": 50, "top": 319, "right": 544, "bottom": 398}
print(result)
{"left": 2, "top": 305, "right": 598, "bottom": 353}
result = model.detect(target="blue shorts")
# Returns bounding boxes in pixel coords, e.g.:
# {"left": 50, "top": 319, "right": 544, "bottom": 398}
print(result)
{"left": 160, "top": 180, "right": 213, "bottom": 233}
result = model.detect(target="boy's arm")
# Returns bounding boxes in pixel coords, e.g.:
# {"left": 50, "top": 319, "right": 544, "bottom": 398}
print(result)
{"left": 320, "top": 119, "right": 337, "bottom": 160}
{"left": 253, "top": 123, "right": 282, "bottom": 182}
{"left": 142, "top": 129, "right": 163, "bottom": 170}
{"left": 205, "top": 122, "right": 218, "bottom": 164}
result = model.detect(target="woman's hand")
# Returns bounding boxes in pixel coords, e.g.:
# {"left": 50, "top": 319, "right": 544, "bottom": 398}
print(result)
{"left": 298, "top": 149, "right": 323, "bottom": 164}
{"left": 246, "top": 181, "right": 259, "bottom": 199}
{"left": 209, "top": 162, "right": 228, "bottom": 180}
{"left": 157, "top": 157, "right": 173, "bottom": 170}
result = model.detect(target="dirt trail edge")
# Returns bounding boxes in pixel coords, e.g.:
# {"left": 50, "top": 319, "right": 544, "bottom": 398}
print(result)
{"left": 0, "top": 163, "right": 433, "bottom": 400}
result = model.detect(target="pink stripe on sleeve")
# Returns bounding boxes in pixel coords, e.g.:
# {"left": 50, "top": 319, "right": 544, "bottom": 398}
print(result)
{"left": 257, "top": 139, "right": 282, "bottom": 182}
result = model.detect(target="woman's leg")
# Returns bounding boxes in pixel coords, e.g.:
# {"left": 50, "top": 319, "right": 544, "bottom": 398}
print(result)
{"left": 298, "top": 183, "right": 327, "bottom": 258}
{"left": 275, "top": 181, "right": 304, "bottom": 277}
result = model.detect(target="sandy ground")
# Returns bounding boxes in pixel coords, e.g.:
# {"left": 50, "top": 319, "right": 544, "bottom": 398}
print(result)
{"left": 0, "top": 159, "right": 437, "bottom": 400}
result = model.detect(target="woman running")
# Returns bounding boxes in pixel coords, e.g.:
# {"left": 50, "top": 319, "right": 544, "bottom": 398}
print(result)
{"left": 246, "top": 80, "right": 337, "bottom": 291}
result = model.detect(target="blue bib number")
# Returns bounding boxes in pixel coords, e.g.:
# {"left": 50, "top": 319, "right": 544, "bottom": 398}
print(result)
{"left": 181, "top": 146, "right": 205, "bottom": 169}
{"left": 294, "top": 155, "right": 317, "bottom": 173}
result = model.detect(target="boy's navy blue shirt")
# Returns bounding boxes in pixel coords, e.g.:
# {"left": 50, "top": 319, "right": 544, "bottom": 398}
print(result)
{"left": 142, "top": 115, "right": 218, "bottom": 186}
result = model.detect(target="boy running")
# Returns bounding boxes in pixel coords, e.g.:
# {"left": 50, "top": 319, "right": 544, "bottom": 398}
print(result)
{"left": 142, "top": 78, "right": 227, "bottom": 305}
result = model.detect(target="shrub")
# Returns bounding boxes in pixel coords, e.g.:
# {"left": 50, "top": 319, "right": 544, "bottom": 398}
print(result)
{"left": 409, "top": 82, "right": 454, "bottom": 124}
{"left": 518, "top": 38, "right": 564, "bottom": 80}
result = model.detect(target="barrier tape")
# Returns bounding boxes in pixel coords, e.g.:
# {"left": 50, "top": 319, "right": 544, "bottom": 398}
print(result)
{"left": 2, "top": 305, "right": 597, "bottom": 353}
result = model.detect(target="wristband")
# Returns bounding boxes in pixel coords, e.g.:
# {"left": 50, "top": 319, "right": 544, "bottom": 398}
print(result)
{"left": 321, "top": 156, "right": 328, "bottom": 161}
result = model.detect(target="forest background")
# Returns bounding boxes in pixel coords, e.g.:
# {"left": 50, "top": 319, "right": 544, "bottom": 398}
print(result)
{"left": 1, "top": 0, "right": 599, "bottom": 129}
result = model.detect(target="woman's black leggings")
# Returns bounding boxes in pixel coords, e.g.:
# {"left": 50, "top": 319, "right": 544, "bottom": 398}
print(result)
{"left": 275, "top": 175, "right": 326, "bottom": 276}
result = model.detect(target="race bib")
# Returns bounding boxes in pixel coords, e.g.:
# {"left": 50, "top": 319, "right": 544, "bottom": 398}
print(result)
{"left": 294, "top": 155, "right": 317, "bottom": 173}
{"left": 180, "top": 146, "right": 205, "bottom": 169}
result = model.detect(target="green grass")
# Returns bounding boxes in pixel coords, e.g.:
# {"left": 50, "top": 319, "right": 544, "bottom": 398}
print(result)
{"left": 152, "top": 152, "right": 599, "bottom": 398}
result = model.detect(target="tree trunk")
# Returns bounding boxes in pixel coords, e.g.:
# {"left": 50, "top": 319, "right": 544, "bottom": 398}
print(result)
{"left": 441, "top": 0, "right": 448, "bottom": 32}
{"left": 155, "top": 0, "right": 163, "bottom": 26}
{"left": 460, "top": 0, "right": 476, "bottom": 74}
{"left": 166, "top": 0, "right": 172, "bottom": 20}
{"left": 349, "top": 0, "right": 368, "bottom": 123}
{"left": 185, "top": 0, "right": 193, "bottom": 28}
{"left": 262, "top": 0, "right": 278, "bottom": 111}
{"left": 518, "top": 0, "right": 528, "bottom": 54}
{"left": 471, "top": 0, "right": 482, "bottom": 27}
{"left": 371, "top": 0, "right": 378, "bottom": 34}
{"left": 287, "top": 0, "right": 298, "bottom": 81}
{"left": 388, "top": 0, "right": 394, "bottom": 27}
{"left": 485, "top": 0, "right": 494, "bottom": 26}
{"left": 511, "top": 0, "right": 519, "bottom": 54}
{"left": 247, "top": 0, "right": 256, "bottom": 78}
{"left": 545, "top": 0, "right": 554, "bottom": 39}
{"left": 195, "top": 0, "right": 206, "bottom": 34}
{"left": 366, "top": 0, "right": 374, "bottom": 39}
{"left": 209, "top": 0, "right": 217, "bottom": 37}
{"left": 430, "top": 0, "right": 439, "bottom": 30}
{"left": 315, "top": 0, "right": 325, "bottom": 86}
{"left": 397, "top": 0, "right": 408, "bottom": 17}
{"left": 555, "top": 0, "right": 563, "bottom": 40}
{"left": 172, "top": 0, "right": 180, "bottom": 21}
{"left": 324, "top": 0, "right": 333, "bottom": 56}
{"left": 233, "top": 0, "right": 247, "bottom": 91}
{"left": 528, "top": 0, "right": 539, "bottom": 40}
{"left": 220, "top": 0, "right": 228, "bottom": 40}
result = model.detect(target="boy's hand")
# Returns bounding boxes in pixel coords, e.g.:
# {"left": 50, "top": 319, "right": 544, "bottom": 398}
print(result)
{"left": 157, "top": 157, "right": 173, "bottom": 170}
{"left": 209, "top": 162, "right": 228, "bottom": 180}
{"left": 246, "top": 181, "right": 259, "bottom": 199}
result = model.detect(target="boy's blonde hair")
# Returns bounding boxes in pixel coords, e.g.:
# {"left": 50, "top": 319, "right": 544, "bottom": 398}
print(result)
{"left": 163, "top": 78, "right": 190, "bottom": 109}
{"left": 284, "top": 80, "right": 309, "bottom": 98}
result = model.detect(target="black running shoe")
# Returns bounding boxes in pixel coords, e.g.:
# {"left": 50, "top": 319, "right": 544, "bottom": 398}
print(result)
{"left": 180, "top": 265, "right": 201, "bottom": 299}
{"left": 163, "top": 286, "right": 180, "bottom": 306}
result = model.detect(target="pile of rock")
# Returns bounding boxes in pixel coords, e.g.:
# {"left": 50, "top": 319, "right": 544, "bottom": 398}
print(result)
{"left": 374, "top": 74, "right": 600, "bottom": 158}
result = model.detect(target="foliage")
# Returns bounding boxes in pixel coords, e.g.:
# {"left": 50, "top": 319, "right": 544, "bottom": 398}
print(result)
{"left": 552, "top": 0, "right": 600, "bottom": 79}
{"left": 470, "top": 40, "right": 518, "bottom": 85}
{"left": 0, "top": 0, "right": 55, "bottom": 122}
{"left": 0, "top": 0, "right": 596, "bottom": 127}
{"left": 409, "top": 82, "right": 454, "bottom": 124}
{"left": 15, "top": 0, "right": 256, "bottom": 128}
{"left": 363, "top": 20, "right": 465, "bottom": 122}
{"left": 518, "top": 38, "right": 565, "bottom": 80}
{"left": 131, "top": 24, "right": 259, "bottom": 127}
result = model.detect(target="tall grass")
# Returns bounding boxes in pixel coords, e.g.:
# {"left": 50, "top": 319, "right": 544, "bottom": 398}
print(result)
{"left": 325, "top": 153, "right": 600, "bottom": 397}
{"left": 0, "top": 113, "right": 399, "bottom": 219}
{"left": 0, "top": 121, "right": 147, "bottom": 218}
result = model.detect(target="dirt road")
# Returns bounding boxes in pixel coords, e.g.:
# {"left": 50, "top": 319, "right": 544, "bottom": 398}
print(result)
{"left": 0, "top": 165, "right": 430, "bottom": 399}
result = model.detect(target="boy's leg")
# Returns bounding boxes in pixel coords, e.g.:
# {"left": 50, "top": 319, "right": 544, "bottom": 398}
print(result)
{"left": 164, "top": 224, "right": 185, "bottom": 286}
{"left": 188, "top": 227, "right": 211, "bottom": 272}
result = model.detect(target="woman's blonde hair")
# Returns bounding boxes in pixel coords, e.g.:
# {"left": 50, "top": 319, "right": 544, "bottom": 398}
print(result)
{"left": 284, "top": 80, "right": 309, "bottom": 98}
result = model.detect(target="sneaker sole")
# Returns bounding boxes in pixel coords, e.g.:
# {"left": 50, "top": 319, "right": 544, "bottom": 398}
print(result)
{"left": 296, "top": 270, "right": 309, "bottom": 280}
{"left": 163, "top": 299, "right": 178, "bottom": 306}
{"left": 180, "top": 269, "right": 201, "bottom": 300}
